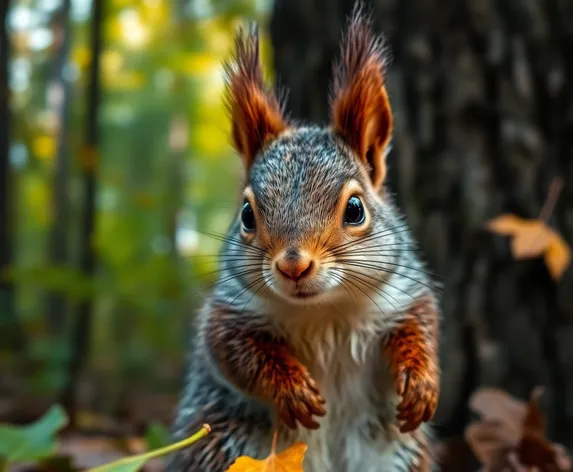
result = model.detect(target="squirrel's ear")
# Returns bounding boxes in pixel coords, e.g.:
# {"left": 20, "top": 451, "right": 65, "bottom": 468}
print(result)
{"left": 224, "top": 24, "right": 288, "bottom": 169}
{"left": 330, "top": 5, "right": 393, "bottom": 190}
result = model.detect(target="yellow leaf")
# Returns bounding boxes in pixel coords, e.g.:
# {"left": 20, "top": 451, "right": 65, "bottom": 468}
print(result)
{"left": 225, "top": 442, "right": 307, "bottom": 472}
{"left": 485, "top": 214, "right": 571, "bottom": 280}
{"left": 545, "top": 230, "right": 572, "bottom": 280}
{"left": 32, "top": 135, "right": 56, "bottom": 161}
{"left": 72, "top": 46, "right": 92, "bottom": 69}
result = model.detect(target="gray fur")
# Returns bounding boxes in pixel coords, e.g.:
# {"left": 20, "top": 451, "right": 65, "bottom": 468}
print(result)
{"left": 166, "top": 127, "right": 438, "bottom": 472}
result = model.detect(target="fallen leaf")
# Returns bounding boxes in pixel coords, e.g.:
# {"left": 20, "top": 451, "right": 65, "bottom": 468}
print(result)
{"left": 485, "top": 214, "right": 571, "bottom": 280}
{"left": 225, "top": 442, "right": 308, "bottom": 472}
{"left": 465, "top": 387, "right": 573, "bottom": 472}
{"left": 465, "top": 420, "right": 513, "bottom": 468}
{"left": 469, "top": 387, "right": 527, "bottom": 442}
{"left": 522, "top": 387, "right": 545, "bottom": 438}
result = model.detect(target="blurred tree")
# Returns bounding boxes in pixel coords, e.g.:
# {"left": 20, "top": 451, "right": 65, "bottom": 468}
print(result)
{"left": 61, "top": 0, "right": 104, "bottom": 422}
{"left": 271, "top": 0, "right": 573, "bottom": 448}
{"left": 45, "top": 0, "right": 72, "bottom": 336}
{"left": 0, "top": 0, "right": 24, "bottom": 352}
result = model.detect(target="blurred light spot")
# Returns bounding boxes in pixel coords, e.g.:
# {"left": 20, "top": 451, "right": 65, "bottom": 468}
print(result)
{"left": 176, "top": 228, "right": 199, "bottom": 255}
{"left": 99, "top": 188, "right": 119, "bottom": 210}
{"left": 29, "top": 28, "right": 53, "bottom": 50}
{"left": 103, "top": 104, "right": 135, "bottom": 125}
{"left": 152, "top": 235, "right": 172, "bottom": 255}
{"left": 118, "top": 9, "right": 149, "bottom": 48}
{"left": 8, "top": 6, "right": 33, "bottom": 31}
{"left": 10, "top": 58, "right": 31, "bottom": 93}
{"left": 10, "top": 143, "right": 29, "bottom": 169}
{"left": 187, "top": 0, "right": 212, "bottom": 19}
{"left": 63, "top": 62, "right": 80, "bottom": 82}
{"left": 154, "top": 68, "right": 174, "bottom": 91}
{"left": 37, "top": 0, "right": 62, "bottom": 12}
{"left": 102, "top": 50, "right": 123, "bottom": 75}
{"left": 71, "top": 0, "right": 91, "bottom": 22}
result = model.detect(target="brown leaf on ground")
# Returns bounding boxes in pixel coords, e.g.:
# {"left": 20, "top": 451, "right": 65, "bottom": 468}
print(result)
{"left": 465, "top": 387, "right": 573, "bottom": 472}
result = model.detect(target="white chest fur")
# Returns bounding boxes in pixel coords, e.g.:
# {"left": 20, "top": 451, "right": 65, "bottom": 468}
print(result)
{"left": 271, "top": 299, "right": 420, "bottom": 472}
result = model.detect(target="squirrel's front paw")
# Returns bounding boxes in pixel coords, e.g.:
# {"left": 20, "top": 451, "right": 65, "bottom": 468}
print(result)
{"left": 394, "top": 362, "right": 438, "bottom": 433}
{"left": 275, "top": 368, "right": 326, "bottom": 430}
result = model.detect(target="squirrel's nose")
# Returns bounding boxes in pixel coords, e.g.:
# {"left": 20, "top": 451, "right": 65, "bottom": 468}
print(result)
{"left": 276, "top": 250, "right": 314, "bottom": 281}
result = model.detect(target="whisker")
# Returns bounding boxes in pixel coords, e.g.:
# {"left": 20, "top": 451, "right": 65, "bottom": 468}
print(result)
{"left": 334, "top": 266, "right": 416, "bottom": 303}
{"left": 329, "top": 223, "right": 413, "bottom": 256}
{"left": 181, "top": 227, "right": 267, "bottom": 255}
{"left": 334, "top": 258, "right": 446, "bottom": 282}
{"left": 330, "top": 267, "right": 403, "bottom": 315}
{"left": 328, "top": 271, "right": 355, "bottom": 300}
{"left": 334, "top": 261, "right": 442, "bottom": 293}
{"left": 330, "top": 272, "right": 388, "bottom": 317}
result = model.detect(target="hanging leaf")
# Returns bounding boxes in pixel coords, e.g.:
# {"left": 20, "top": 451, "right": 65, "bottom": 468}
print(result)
{"left": 486, "top": 214, "right": 572, "bottom": 280}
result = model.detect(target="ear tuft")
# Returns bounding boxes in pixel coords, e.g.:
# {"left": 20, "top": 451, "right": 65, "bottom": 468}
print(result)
{"left": 224, "top": 24, "right": 288, "bottom": 169}
{"left": 330, "top": 3, "right": 393, "bottom": 190}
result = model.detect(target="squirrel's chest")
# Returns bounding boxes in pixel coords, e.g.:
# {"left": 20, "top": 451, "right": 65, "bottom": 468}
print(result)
{"left": 280, "top": 321, "right": 402, "bottom": 471}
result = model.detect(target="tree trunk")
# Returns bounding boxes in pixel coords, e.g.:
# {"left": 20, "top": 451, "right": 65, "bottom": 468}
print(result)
{"left": 46, "top": 0, "right": 72, "bottom": 335}
{"left": 0, "top": 0, "right": 24, "bottom": 351}
{"left": 270, "top": 0, "right": 573, "bottom": 448}
{"left": 61, "top": 0, "right": 103, "bottom": 422}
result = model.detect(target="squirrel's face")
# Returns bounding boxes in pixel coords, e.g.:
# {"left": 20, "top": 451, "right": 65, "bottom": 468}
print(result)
{"left": 221, "top": 14, "right": 397, "bottom": 306}
{"left": 237, "top": 128, "right": 395, "bottom": 304}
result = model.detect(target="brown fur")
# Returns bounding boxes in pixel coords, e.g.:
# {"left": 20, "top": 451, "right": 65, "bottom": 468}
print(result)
{"left": 330, "top": 5, "right": 393, "bottom": 190}
{"left": 223, "top": 24, "right": 288, "bottom": 168}
{"left": 383, "top": 295, "right": 440, "bottom": 433}
{"left": 206, "top": 306, "right": 326, "bottom": 431}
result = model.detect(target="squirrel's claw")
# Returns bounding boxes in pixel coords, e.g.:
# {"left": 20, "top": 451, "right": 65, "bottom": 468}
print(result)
{"left": 394, "top": 364, "right": 438, "bottom": 433}
{"left": 275, "top": 368, "right": 326, "bottom": 430}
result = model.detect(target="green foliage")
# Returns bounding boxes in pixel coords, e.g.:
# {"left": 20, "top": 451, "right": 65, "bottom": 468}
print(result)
{"left": 144, "top": 421, "right": 171, "bottom": 451}
{"left": 87, "top": 425, "right": 210, "bottom": 472}
{"left": 7, "top": 0, "right": 271, "bottom": 409}
{"left": 0, "top": 405, "right": 67, "bottom": 465}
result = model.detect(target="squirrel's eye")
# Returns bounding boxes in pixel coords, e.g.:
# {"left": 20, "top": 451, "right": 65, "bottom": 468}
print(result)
{"left": 241, "top": 201, "right": 256, "bottom": 232}
{"left": 344, "top": 196, "right": 365, "bottom": 225}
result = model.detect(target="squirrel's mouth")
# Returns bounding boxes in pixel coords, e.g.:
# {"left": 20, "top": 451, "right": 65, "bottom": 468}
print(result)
{"left": 293, "top": 290, "right": 318, "bottom": 299}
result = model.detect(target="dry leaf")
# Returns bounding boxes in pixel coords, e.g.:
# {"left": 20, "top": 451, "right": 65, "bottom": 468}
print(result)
{"left": 465, "top": 420, "right": 514, "bottom": 468}
{"left": 225, "top": 442, "right": 307, "bottom": 472}
{"left": 466, "top": 387, "right": 573, "bottom": 472}
{"left": 485, "top": 214, "right": 571, "bottom": 280}
{"left": 545, "top": 233, "right": 572, "bottom": 280}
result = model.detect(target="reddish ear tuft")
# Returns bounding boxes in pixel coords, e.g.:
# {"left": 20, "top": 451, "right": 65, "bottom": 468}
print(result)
{"left": 224, "top": 24, "right": 288, "bottom": 169}
{"left": 330, "top": 4, "right": 393, "bottom": 190}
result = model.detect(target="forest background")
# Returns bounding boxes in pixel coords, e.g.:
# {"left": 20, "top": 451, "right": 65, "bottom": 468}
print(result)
{"left": 2, "top": 0, "right": 573, "bottom": 470}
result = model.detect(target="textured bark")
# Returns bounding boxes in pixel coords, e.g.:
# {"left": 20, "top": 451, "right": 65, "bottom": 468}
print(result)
{"left": 270, "top": 0, "right": 573, "bottom": 448}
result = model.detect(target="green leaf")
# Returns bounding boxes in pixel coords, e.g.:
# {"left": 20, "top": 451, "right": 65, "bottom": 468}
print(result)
{"left": 144, "top": 421, "right": 171, "bottom": 450}
{"left": 0, "top": 404, "right": 68, "bottom": 463}
{"left": 87, "top": 424, "right": 210, "bottom": 472}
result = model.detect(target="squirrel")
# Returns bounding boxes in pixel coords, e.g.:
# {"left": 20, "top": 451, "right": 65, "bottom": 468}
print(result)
{"left": 167, "top": 4, "right": 440, "bottom": 472}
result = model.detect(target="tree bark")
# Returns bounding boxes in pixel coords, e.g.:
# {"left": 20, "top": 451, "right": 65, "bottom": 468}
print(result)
{"left": 270, "top": 0, "right": 573, "bottom": 448}
{"left": 61, "top": 0, "right": 103, "bottom": 422}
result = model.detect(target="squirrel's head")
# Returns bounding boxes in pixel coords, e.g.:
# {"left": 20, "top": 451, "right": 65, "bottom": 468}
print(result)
{"left": 222, "top": 5, "right": 406, "bottom": 306}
